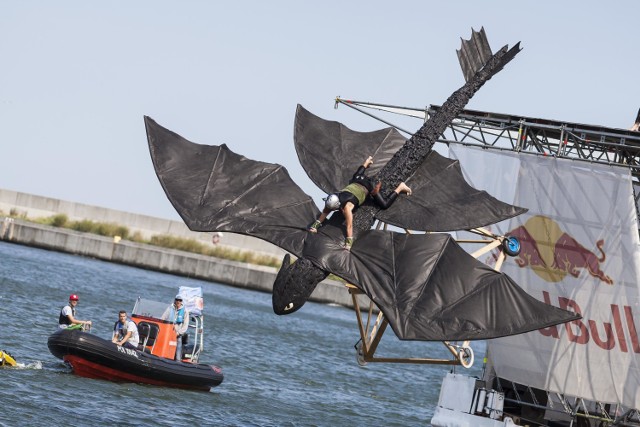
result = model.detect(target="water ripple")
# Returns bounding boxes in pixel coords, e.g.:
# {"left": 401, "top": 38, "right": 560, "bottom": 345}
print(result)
{"left": 0, "top": 241, "right": 485, "bottom": 426}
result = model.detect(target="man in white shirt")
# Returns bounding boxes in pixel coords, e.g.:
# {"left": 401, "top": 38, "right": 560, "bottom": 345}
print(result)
{"left": 112, "top": 311, "right": 139, "bottom": 350}
{"left": 162, "top": 295, "right": 190, "bottom": 360}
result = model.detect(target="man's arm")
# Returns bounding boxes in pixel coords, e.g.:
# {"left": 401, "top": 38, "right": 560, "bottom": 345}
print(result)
{"left": 115, "top": 330, "right": 132, "bottom": 346}
{"left": 65, "top": 308, "right": 91, "bottom": 327}
{"left": 161, "top": 306, "right": 172, "bottom": 321}
{"left": 175, "top": 310, "right": 190, "bottom": 335}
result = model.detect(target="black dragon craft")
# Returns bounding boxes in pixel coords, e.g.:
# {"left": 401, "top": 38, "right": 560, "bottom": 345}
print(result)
{"left": 144, "top": 29, "right": 578, "bottom": 343}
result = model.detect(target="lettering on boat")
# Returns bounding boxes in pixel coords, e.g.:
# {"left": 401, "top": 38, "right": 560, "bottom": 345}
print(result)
{"left": 117, "top": 346, "right": 140, "bottom": 358}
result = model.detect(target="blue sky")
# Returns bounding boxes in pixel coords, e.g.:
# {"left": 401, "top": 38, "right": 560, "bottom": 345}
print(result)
{"left": 2, "top": 1, "right": 638, "bottom": 220}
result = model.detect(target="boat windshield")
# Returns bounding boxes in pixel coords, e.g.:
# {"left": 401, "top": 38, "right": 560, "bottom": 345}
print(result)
{"left": 132, "top": 297, "right": 171, "bottom": 320}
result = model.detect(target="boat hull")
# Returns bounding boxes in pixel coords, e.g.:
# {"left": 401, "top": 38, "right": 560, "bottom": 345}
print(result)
{"left": 48, "top": 329, "right": 223, "bottom": 391}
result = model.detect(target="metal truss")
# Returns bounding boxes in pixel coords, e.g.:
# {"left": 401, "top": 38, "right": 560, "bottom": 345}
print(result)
{"left": 429, "top": 104, "right": 640, "bottom": 179}
{"left": 494, "top": 377, "right": 640, "bottom": 426}
{"left": 335, "top": 97, "right": 640, "bottom": 227}
{"left": 335, "top": 98, "right": 640, "bottom": 180}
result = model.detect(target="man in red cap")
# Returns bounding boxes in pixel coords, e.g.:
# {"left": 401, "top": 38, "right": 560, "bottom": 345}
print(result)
{"left": 58, "top": 294, "right": 92, "bottom": 329}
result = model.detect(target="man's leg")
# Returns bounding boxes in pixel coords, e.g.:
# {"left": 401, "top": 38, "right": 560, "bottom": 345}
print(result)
{"left": 123, "top": 342, "right": 137, "bottom": 350}
{"left": 175, "top": 334, "right": 183, "bottom": 360}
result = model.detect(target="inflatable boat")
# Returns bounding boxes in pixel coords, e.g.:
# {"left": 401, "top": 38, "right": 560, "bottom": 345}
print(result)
{"left": 48, "top": 288, "right": 223, "bottom": 391}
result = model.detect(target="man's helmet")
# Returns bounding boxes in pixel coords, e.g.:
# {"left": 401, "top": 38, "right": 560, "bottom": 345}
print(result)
{"left": 323, "top": 194, "right": 340, "bottom": 211}
{"left": 69, "top": 294, "right": 79, "bottom": 301}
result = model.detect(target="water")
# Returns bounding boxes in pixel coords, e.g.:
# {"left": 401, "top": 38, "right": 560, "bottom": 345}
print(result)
{"left": 0, "top": 241, "right": 485, "bottom": 426}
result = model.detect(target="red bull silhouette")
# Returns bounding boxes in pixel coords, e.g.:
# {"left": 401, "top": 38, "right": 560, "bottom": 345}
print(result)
{"left": 552, "top": 234, "right": 612, "bottom": 285}
{"left": 508, "top": 224, "right": 547, "bottom": 270}
{"left": 508, "top": 215, "right": 613, "bottom": 285}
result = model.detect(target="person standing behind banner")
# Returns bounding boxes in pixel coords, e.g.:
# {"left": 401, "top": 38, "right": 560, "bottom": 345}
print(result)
{"left": 211, "top": 232, "right": 223, "bottom": 245}
{"left": 58, "top": 294, "right": 92, "bottom": 329}
{"left": 112, "top": 310, "right": 139, "bottom": 350}
{"left": 162, "top": 295, "right": 190, "bottom": 360}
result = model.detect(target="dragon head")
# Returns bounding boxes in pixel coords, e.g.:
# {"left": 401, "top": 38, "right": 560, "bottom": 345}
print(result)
{"left": 272, "top": 254, "right": 328, "bottom": 315}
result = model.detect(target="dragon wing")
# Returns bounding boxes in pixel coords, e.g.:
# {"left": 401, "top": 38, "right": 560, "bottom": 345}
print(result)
{"left": 294, "top": 105, "right": 526, "bottom": 231}
{"left": 377, "top": 151, "right": 527, "bottom": 231}
{"left": 302, "top": 223, "right": 579, "bottom": 341}
{"left": 294, "top": 105, "right": 404, "bottom": 193}
{"left": 145, "top": 116, "right": 319, "bottom": 257}
{"left": 146, "top": 115, "right": 576, "bottom": 341}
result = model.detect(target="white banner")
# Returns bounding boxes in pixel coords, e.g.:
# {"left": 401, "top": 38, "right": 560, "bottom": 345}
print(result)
{"left": 178, "top": 286, "right": 204, "bottom": 316}
{"left": 450, "top": 145, "right": 640, "bottom": 409}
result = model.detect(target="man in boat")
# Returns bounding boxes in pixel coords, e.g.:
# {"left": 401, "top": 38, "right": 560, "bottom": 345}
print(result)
{"left": 308, "top": 155, "right": 412, "bottom": 250}
{"left": 112, "top": 310, "right": 139, "bottom": 350}
{"left": 162, "top": 295, "right": 190, "bottom": 360}
{"left": 58, "top": 294, "right": 92, "bottom": 329}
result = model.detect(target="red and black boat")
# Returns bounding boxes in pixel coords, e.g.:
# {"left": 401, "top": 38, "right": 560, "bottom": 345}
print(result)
{"left": 48, "top": 291, "right": 223, "bottom": 391}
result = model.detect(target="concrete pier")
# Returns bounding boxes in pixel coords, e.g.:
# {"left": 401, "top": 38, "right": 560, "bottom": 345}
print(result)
{"left": 0, "top": 217, "right": 369, "bottom": 310}
{"left": 0, "top": 188, "right": 373, "bottom": 310}
{"left": 0, "top": 188, "right": 288, "bottom": 259}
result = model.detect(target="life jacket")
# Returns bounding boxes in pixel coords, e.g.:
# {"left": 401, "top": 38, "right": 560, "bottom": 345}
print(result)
{"left": 58, "top": 304, "right": 76, "bottom": 326}
{"left": 113, "top": 321, "right": 125, "bottom": 339}
{"left": 175, "top": 307, "right": 185, "bottom": 324}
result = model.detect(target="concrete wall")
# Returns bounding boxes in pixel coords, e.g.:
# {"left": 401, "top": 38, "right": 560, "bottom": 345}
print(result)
{"left": 0, "top": 188, "right": 287, "bottom": 259}
{"left": 0, "top": 217, "right": 371, "bottom": 311}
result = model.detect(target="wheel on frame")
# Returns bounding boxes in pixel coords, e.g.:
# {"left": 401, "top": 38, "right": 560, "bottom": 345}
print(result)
{"left": 458, "top": 345, "right": 474, "bottom": 369}
{"left": 355, "top": 342, "right": 367, "bottom": 367}
{"left": 502, "top": 236, "right": 521, "bottom": 257}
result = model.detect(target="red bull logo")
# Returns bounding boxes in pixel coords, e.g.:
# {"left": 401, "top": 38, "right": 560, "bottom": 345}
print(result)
{"left": 540, "top": 291, "right": 639, "bottom": 353}
{"left": 508, "top": 215, "right": 613, "bottom": 285}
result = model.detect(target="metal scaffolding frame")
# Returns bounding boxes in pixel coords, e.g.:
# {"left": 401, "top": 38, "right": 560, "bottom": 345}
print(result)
{"left": 427, "top": 104, "right": 640, "bottom": 178}
{"left": 335, "top": 97, "right": 640, "bottom": 425}
{"left": 335, "top": 97, "right": 640, "bottom": 226}
{"left": 336, "top": 98, "right": 640, "bottom": 176}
